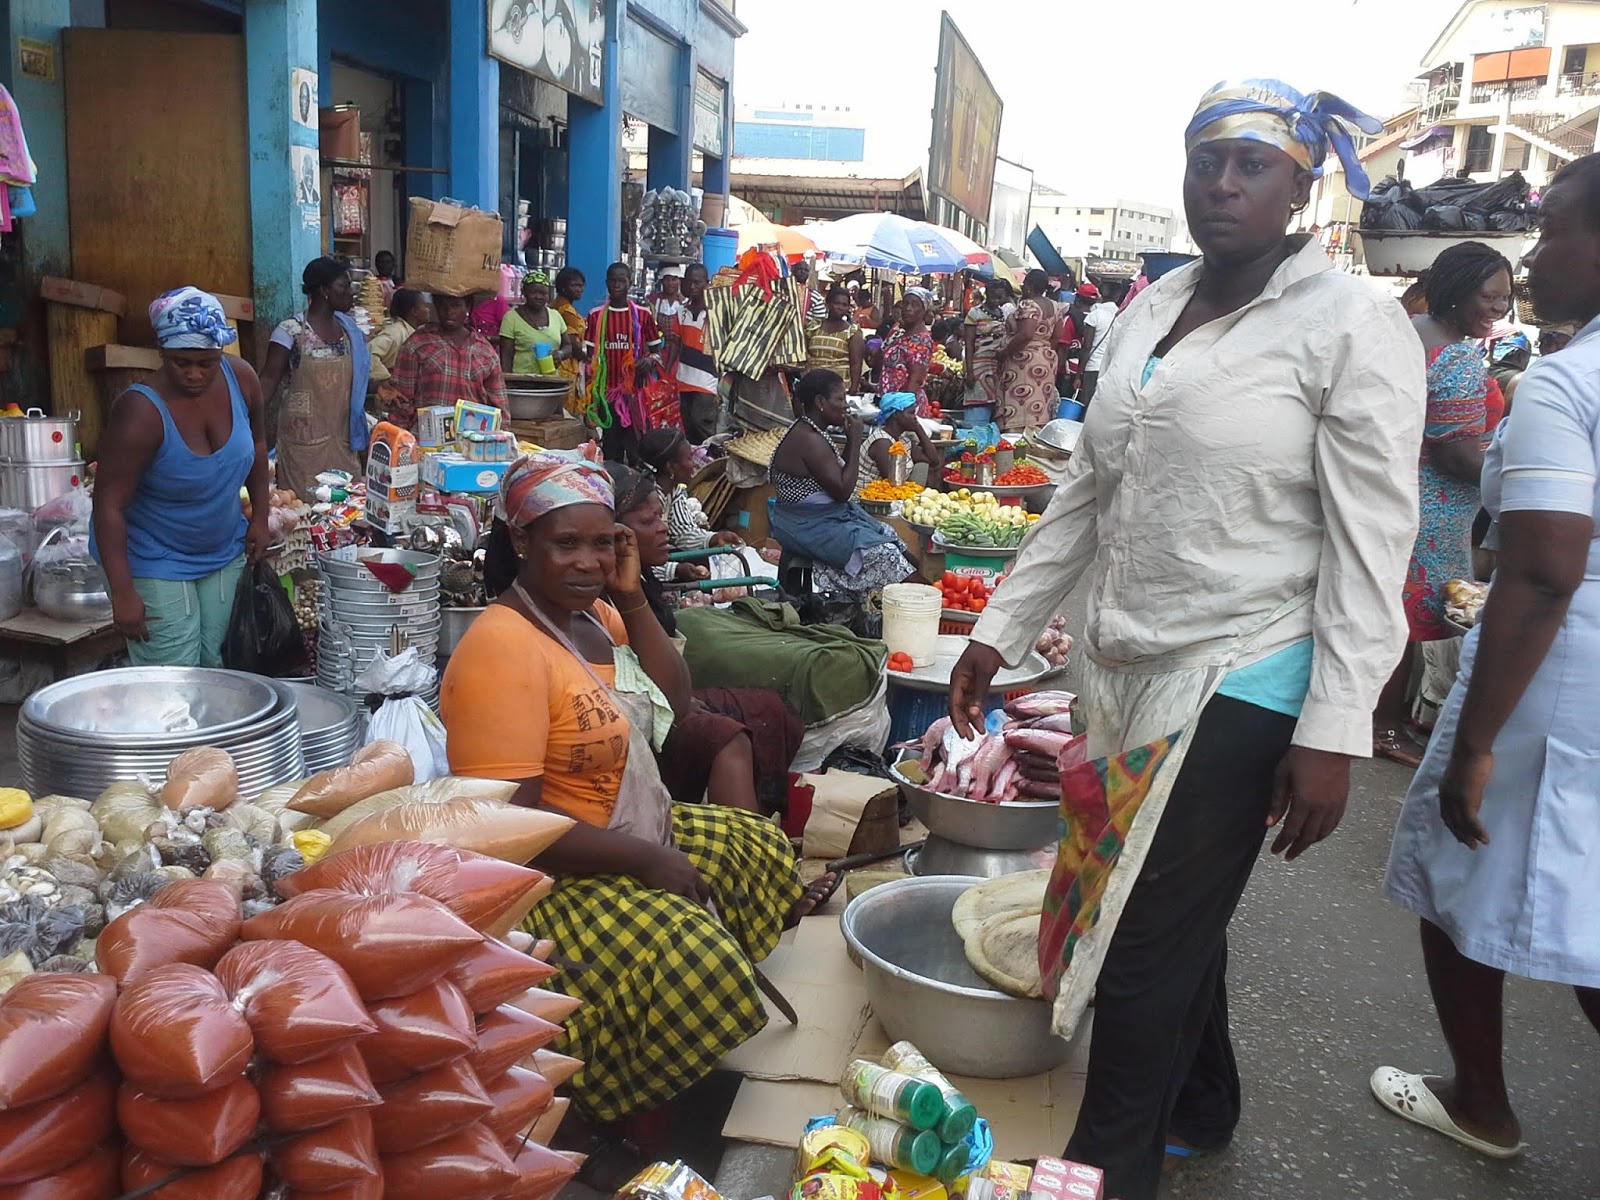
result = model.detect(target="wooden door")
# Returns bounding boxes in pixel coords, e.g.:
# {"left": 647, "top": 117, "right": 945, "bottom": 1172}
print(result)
{"left": 63, "top": 29, "right": 251, "bottom": 347}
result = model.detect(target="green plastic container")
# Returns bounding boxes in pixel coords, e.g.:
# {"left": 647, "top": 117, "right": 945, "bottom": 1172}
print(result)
{"left": 882, "top": 1041, "right": 979, "bottom": 1144}
{"left": 840, "top": 1059, "right": 945, "bottom": 1131}
{"left": 839, "top": 1108, "right": 943, "bottom": 1177}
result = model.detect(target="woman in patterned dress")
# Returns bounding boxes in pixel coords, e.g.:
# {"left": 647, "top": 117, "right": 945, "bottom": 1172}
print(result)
{"left": 1372, "top": 242, "right": 1512, "bottom": 766}
{"left": 995, "top": 269, "right": 1061, "bottom": 431}
{"left": 878, "top": 288, "right": 934, "bottom": 412}
{"left": 806, "top": 284, "right": 865, "bottom": 392}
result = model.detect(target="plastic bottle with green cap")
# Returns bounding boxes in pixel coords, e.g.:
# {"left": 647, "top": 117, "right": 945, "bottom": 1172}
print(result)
{"left": 933, "top": 1142, "right": 971, "bottom": 1186}
{"left": 839, "top": 1108, "right": 943, "bottom": 1177}
{"left": 882, "top": 1041, "right": 979, "bottom": 1144}
{"left": 839, "top": 1059, "right": 945, "bottom": 1132}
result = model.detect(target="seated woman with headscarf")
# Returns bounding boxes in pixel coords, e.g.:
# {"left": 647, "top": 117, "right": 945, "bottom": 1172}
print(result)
{"left": 768, "top": 369, "right": 916, "bottom": 596}
{"left": 92, "top": 288, "right": 270, "bottom": 667}
{"left": 605, "top": 460, "right": 807, "bottom": 816}
{"left": 638, "top": 427, "right": 738, "bottom": 563}
{"left": 858, "top": 391, "right": 942, "bottom": 492}
{"left": 441, "top": 452, "right": 830, "bottom": 1155}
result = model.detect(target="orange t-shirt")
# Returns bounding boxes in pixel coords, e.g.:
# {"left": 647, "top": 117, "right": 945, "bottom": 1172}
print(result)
{"left": 440, "top": 602, "right": 631, "bottom": 828}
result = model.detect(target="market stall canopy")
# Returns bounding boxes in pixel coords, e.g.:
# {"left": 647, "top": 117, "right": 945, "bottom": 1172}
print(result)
{"left": 736, "top": 218, "right": 817, "bottom": 258}
{"left": 806, "top": 212, "right": 991, "bottom": 274}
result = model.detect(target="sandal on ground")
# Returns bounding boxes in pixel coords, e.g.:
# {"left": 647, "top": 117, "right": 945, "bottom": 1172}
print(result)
{"left": 785, "top": 871, "right": 842, "bottom": 929}
{"left": 1369, "top": 1067, "right": 1525, "bottom": 1160}
{"left": 1373, "top": 728, "right": 1425, "bottom": 769}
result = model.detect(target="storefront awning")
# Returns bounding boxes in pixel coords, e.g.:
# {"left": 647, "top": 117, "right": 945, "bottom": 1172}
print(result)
{"left": 1401, "top": 125, "right": 1450, "bottom": 151}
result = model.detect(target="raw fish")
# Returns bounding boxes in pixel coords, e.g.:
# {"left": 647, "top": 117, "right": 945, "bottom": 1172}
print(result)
{"left": 1004, "top": 728, "right": 1073, "bottom": 757}
{"left": 1022, "top": 712, "right": 1076, "bottom": 734}
{"left": 966, "top": 735, "right": 1011, "bottom": 800}
{"left": 1004, "top": 691, "right": 1077, "bottom": 720}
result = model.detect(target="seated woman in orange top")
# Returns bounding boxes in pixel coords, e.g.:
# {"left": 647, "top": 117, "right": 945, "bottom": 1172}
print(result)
{"left": 440, "top": 450, "right": 820, "bottom": 1156}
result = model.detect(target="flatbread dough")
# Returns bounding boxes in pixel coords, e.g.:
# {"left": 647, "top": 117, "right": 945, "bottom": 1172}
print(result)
{"left": 951, "top": 870, "right": 1050, "bottom": 941}
{"left": 966, "top": 911, "right": 1045, "bottom": 1000}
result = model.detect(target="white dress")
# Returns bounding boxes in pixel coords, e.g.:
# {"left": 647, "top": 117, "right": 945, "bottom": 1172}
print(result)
{"left": 1384, "top": 317, "right": 1600, "bottom": 987}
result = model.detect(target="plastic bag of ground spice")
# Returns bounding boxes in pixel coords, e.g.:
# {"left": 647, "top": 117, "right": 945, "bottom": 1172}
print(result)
{"left": 214, "top": 939, "right": 376, "bottom": 1064}
{"left": 379, "top": 1121, "right": 520, "bottom": 1200}
{"left": 359, "top": 978, "right": 477, "bottom": 1084}
{"left": 495, "top": 1140, "right": 583, "bottom": 1200}
{"left": 289, "top": 741, "right": 415, "bottom": 818}
{"left": 0, "top": 1143, "right": 120, "bottom": 1200}
{"left": 447, "top": 938, "right": 560, "bottom": 1013}
{"left": 259, "top": 1044, "right": 383, "bottom": 1134}
{"left": 273, "top": 1110, "right": 381, "bottom": 1192}
{"left": 0, "top": 1069, "right": 116, "bottom": 1185}
{"left": 527, "top": 1048, "right": 582, "bottom": 1089}
{"left": 286, "top": 1178, "right": 384, "bottom": 1200}
{"left": 96, "top": 877, "right": 242, "bottom": 984}
{"left": 503, "top": 986, "right": 582, "bottom": 1024}
{"left": 277, "top": 841, "right": 551, "bottom": 935}
{"left": 0, "top": 972, "right": 117, "bottom": 1109}
{"left": 111, "top": 963, "right": 254, "bottom": 1098}
{"left": 467, "top": 1006, "right": 564, "bottom": 1081}
{"left": 479, "top": 1066, "right": 555, "bottom": 1143}
{"left": 116, "top": 1076, "right": 260, "bottom": 1165}
{"left": 119, "top": 1147, "right": 263, "bottom": 1200}
{"left": 329, "top": 797, "right": 574, "bottom": 865}
{"left": 372, "top": 1058, "right": 494, "bottom": 1155}
{"left": 241, "top": 889, "right": 482, "bottom": 1001}
{"left": 527, "top": 1097, "right": 568, "bottom": 1147}
{"left": 160, "top": 746, "right": 239, "bottom": 812}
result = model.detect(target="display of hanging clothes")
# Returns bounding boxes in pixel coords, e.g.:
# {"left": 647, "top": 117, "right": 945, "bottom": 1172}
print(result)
{"left": 332, "top": 183, "right": 364, "bottom": 236}
{"left": 0, "top": 84, "right": 38, "bottom": 234}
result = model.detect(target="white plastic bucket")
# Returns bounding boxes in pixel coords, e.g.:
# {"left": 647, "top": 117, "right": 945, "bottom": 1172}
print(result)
{"left": 881, "top": 583, "right": 942, "bottom": 668}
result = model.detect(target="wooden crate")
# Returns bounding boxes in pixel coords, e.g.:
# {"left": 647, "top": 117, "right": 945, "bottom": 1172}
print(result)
{"left": 505, "top": 417, "right": 592, "bottom": 451}
{"left": 41, "top": 276, "right": 128, "bottom": 461}
{"left": 86, "top": 345, "right": 161, "bottom": 452}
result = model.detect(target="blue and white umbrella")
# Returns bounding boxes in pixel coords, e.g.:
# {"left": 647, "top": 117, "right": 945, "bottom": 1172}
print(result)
{"left": 805, "top": 213, "right": 991, "bottom": 274}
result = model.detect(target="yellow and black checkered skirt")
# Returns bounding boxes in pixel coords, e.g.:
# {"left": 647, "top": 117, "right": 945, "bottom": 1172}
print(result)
{"left": 524, "top": 801, "right": 801, "bottom": 1122}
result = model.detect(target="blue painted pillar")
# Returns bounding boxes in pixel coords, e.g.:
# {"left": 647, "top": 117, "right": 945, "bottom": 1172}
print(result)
{"left": 567, "top": 0, "right": 624, "bottom": 309}
{"left": 0, "top": 0, "right": 73, "bottom": 286}
{"left": 645, "top": 44, "right": 693, "bottom": 192}
{"left": 245, "top": 0, "right": 323, "bottom": 334}
{"left": 447, "top": 0, "right": 498, "bottom": 210}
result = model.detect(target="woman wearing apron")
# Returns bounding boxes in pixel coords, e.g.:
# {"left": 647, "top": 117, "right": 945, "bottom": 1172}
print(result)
{"left": 950, "top": 80, "right": 1425, "bottom": 1200}
{"left": 259, "top": 256, "right": 371, "bottom": 501}
{"left": 440, "top": 452, "right": 823, "bottom": 1170}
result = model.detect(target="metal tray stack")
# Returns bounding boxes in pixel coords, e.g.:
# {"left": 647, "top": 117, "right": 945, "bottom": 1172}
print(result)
{"left": 282, "top": 681, "right": 365, "bottom": 774}
{"left": 314, "top": 546, "right": 442, "bottom": 707}
{"left": 17, "top": 667, "right": 305, "bottom": 799}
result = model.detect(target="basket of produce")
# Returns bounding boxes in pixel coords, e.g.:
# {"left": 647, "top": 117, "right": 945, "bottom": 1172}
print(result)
{"left": 859, "top": 478, "right": 922, "bottom": 515}
{"left": 931, "top": 507, "right": 1032, "bottom": 551}
{"left": 936, "top": 570, "right": 994, "bottom": 620}
{"left": 943, "top": 463, "right": 1056, "bottom": 512}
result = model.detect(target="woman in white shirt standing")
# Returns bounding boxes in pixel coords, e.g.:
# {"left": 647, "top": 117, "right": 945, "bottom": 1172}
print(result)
{"left": 1079, "top": 282, "right": 1124, "bottom": 407}
{"left": 950, "top": 80, "right": 1425, "bottom": 1200}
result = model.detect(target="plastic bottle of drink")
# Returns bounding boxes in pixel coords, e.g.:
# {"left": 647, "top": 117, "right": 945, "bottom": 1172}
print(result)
{"left": 839, "top": 1058, "right": 945, "bottom": 1131}
{"left": 882, "top": 1041, "right": 979, "bottom": 1143}
{"left": 839, "top": 1108, "right": 943, "bottom": 1176}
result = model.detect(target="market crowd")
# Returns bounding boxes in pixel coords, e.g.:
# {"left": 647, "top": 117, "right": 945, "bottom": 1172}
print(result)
{"left": 81, "top": 74, "right": 1600, "bottom": 1200}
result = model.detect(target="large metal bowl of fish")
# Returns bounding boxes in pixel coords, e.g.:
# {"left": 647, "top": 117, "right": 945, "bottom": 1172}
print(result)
{"left": 891, "top": 751, "right": 1061, "bottom": 850}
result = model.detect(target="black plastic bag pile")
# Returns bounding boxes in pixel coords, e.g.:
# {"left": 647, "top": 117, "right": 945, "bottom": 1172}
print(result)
{"left": 1361, "top": 172, "right": 1535, "bottom": 233}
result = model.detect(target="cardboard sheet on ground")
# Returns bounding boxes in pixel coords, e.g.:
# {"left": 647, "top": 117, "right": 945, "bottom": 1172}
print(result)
{"left": 798, "top": 771, "right": 897, "bottom": 860}
{"left": 720, "top": 912, "right": 1091, "bottom": 1161}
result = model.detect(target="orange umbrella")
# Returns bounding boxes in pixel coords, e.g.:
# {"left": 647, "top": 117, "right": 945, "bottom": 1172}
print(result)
{"left": 736, "top": 218, "right": 817, "bottom": 258}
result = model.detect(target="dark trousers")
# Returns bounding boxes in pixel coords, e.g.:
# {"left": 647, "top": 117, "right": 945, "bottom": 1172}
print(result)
{"left": 680, "top": 391, "right": 719, "bottom": 444}
{"left": 1064, "top": 695, "right": 1296, "bottom": 1200}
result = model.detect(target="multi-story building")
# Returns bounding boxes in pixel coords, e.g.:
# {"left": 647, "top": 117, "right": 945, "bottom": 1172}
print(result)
{"left": 1414, "top": 0, "right": 1600, "bottom": 187}
{"left": 1028, "top": 186, "right": 1176, "bottom": 263}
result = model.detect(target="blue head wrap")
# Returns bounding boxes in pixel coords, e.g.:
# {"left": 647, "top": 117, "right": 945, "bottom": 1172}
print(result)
{"left": 149, "top": 286, "right": 238, "bottom": 350}
{"left": 877, "top": 392, "right": 918, "bottom": 421}
{"left": 1493, "top": 331, "right": 1532, "bottom": 362}
{"left": 1185, "top": 79, "right": 1385, "bottom": 200}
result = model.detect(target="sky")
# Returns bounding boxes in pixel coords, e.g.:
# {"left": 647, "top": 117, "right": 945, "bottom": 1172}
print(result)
{"left": 733, "top": 0, "right": 1466, "bottom": 211}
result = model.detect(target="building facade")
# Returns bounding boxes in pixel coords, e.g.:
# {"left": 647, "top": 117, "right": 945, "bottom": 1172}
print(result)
{"left": 1415, "top": 0, "right": 1600, "bottom": 188}
{"left": 1029, "top": 186, "right": 1176, "bottom": 263}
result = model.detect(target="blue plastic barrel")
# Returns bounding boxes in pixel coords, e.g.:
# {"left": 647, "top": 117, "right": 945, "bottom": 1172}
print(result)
{"left": 702, "top": 228, "right": 738, "bottom": 275}
{"left": 1055, "top": 397, "right": 1087, "bottom": 421}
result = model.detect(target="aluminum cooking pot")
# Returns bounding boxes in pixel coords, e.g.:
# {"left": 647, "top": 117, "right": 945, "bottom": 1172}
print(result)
{"left": 0, "top": 409, "right": 80, "bottom": 464}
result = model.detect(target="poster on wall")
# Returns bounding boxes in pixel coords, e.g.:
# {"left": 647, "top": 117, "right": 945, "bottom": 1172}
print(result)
{"left": 693, "top": 72, "right": 725, "bottom": 157}
{"left": 291, "top": 144, "right": 322, "bottom": 231}
{"left": 488, "top": 0, "right": 605, "bottom": 105}
{"left": 291, "top": 68, "right": 318, "bottom": 129}
{"left": 928, "top": 13, "right": 1004, "bottom": 225}
{"left": 1486, "top": 5, "right": 1547, "bottom": 49}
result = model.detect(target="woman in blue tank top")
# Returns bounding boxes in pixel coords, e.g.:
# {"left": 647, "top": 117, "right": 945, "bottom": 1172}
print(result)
{"left": 91, "top": 287, "right": 270, "bottom": 667}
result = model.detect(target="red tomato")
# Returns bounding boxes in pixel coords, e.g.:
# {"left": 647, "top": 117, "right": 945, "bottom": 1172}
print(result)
{"left": 971, "top": 598, "right": 987, "bottom": 612}
{"left": 942, "top": 571, "right": 959, "bottom": 589}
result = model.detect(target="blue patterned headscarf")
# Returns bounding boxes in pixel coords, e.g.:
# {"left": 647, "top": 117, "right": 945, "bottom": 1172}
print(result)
{"left": 149, "top": 287, "right": 238, "bottom": 350}
{"left": 877, "top": 392, "right": 918, "bottom": 420}
{"left": 1185, "top": 79, "right": 1385, "bottom": 199}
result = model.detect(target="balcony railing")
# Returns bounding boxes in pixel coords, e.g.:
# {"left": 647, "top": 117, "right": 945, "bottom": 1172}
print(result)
{"left": 1423, "top": 80, "right": 1461, "bottom": 123}
{"left": 1470, "top": 79, "right": 1546, "bottom": 104}
{"left": 1558, "top": 71, "right": 1600, "bottom": 97}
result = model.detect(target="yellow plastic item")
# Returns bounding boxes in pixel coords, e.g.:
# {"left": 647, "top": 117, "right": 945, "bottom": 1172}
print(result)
{"left": 888, "top": 1171, "right": 945, "bottom": 1200}
{"left": 0, "top": 789, "right": 33, "bottom": 831}
{"left": 292, "top": 828, "right": 333, "bottom": 865}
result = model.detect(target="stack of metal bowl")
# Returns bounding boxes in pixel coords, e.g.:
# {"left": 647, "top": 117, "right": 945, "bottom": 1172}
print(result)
{"left": 314, "top": 547, "right": 442, "bottom": 706}
{"left": 16, "top": 667, "right": 305, "bottom": 799}
{"left": 282, "top": 681, "right": 364, "bottom": 774}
